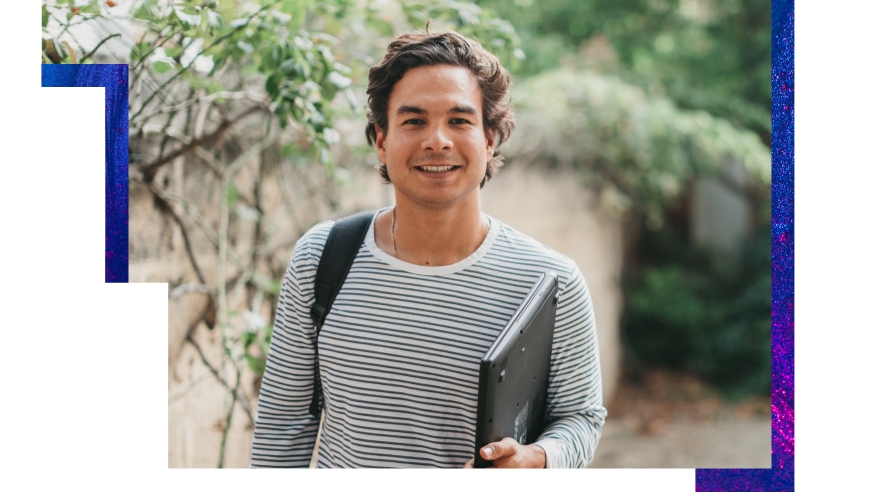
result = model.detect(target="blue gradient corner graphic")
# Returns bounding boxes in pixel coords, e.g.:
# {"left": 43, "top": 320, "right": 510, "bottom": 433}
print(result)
{"left": 42, "top": 64, "right": 129, "bottom": 283}
{"left": 695, "top": 0, "right": 794, "bottom": 492}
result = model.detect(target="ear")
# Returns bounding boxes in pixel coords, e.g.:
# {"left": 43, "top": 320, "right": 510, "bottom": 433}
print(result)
{"left": 375, "top": 124, "right": 387, "bottom": 164}
{"left": 485, "top": 128, "right": 496, "bottom": 159}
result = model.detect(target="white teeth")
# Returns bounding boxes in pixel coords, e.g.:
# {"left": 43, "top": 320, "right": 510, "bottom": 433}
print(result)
{"left": 419, "top": 166, "right": 456, "bottom": 172}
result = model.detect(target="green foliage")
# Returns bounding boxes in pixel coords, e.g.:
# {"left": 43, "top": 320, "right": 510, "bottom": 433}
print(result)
{"left": 476, "top": 0, "right": 770, "bottom": 136}
{"left": 120, "top": 0, "right": 360, "bottom": 157}
{"left": 44, "top": 0, "right": 521, "bottom": 168}
{"left": 242, "top": 324, "right": 272, "bottom": 377}
{"left": 42, "top": 1, "right": 105, "bottom": 62}
{"left": 623, "top": 219, "right": 771, "bottom": 398}
{"left": 482, "top": 0, "right": 772, "bottom": 398}
{"left": 41, "top": 0, "right": 520, "bottom": 387}
{"left": 513, "top": 69, "right": 770, "bottom": 224}
{"left": 399, "top": 0, "right": 523, "bottom": 70}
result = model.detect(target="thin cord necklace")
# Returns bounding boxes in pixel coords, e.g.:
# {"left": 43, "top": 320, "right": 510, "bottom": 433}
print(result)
{"left": 391, "top": 207, "right": 490, "bottom": 259}
{"left": 392, "top": 207, "right": 398, "bottom": 257}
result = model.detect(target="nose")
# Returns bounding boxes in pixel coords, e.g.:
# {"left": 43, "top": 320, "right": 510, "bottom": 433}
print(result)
{"left": 421, "top": 123, "right": 453, "bottom": 151}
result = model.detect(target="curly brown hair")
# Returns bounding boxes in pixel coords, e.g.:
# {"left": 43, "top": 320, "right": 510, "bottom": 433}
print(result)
{"left": 365, "top": 31, "right": 515, "bottom": 188}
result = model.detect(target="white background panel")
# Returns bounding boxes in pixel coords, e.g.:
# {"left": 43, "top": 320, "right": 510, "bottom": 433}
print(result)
{"left": 8, "top": 1, "right": 881, "bottom": 497}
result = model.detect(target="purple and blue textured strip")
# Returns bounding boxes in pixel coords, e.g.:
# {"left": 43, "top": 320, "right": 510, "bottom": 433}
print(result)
{"left": 41, "top": 64, "right": 129, "bottom": 283}
{"left": 695, "top": 0, "right": 794, "bottom": 492}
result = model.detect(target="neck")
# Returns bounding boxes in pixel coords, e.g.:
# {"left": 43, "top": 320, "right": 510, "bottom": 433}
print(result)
{"left": 380, "top": 196, "right": 488, "bottom": 267}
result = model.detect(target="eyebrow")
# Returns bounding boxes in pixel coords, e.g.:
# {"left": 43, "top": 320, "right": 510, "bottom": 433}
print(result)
{"left": 395, "top": 105, "right": 478, "bottom": 116}
{"left": 450, "top": 105, "right": 478, "bottom": 115}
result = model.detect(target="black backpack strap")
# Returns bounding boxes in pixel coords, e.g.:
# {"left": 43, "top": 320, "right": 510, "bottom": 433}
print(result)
{"left": 308, "top": 211, "right": 374, "bottom": 418}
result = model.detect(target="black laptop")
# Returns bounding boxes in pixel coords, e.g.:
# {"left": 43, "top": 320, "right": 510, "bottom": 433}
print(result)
{"left": 473, "top": 272, "right": 560, "bottom": 468}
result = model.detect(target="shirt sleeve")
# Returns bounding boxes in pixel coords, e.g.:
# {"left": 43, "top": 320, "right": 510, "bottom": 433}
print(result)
{"left": 532, "top": 264, "right": 608, "bottom": 468}
{"left": 249, "top": 232, "right": 323, "bottom": 468}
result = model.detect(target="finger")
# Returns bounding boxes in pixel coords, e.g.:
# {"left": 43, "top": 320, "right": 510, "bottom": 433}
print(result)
{"left": 463, "top": 458, "right": 474, "bottom": 469}
{"left": 481, "top": 437, "right": 519, "bottom": 460}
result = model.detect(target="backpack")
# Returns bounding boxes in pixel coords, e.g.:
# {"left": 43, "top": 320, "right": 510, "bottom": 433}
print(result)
{"left": 307, "top": 211, "right": 375, "bottom": 418}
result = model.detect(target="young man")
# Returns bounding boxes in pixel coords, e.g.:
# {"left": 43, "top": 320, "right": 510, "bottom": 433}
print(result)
{"left": 250, "top": 31, "right": 606, "bottom": 468}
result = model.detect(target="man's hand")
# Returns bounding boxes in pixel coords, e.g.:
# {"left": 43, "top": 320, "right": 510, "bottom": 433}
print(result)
{"left": 462, "top": 438, "right": 546, "bottom": 468}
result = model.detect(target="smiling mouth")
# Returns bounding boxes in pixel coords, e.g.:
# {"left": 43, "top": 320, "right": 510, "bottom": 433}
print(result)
{"left": 416, "top": 165, "right": 459, "bottom": 172}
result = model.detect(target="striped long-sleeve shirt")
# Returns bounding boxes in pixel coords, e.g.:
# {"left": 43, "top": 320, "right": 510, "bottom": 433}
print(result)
{"left": 250, "top": 208, "right": 606, "bottom": 468}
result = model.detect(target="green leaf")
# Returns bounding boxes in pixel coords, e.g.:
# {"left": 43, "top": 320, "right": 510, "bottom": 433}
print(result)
{"left": 230, "top": 17, "right": 250, "bottom": 29}
{"left": 265, "top": 73, "right": 281, "bottom": 98}
{"left": 174, "top": 8, "right": 202, "bottom": 30}
{"left": 327, "top": 71, "right": 351, "bottom": 89}
{"left": 133, "top": 2, "right": 156, "bottom": 22}
{"left": 207, "top": 11, "right": 223, "bottom": 29}
{"left": 256, "top": 336, "right": 270, "bottom": 355}
{"left": 152, "top": 61, "right": 172, "bottom": 74}
{"left": 130, "top": 41, "right": 150, "bottom": 62}
{"left": 79, "top": 3, "right": 101, "bottom": 16}
{"left": 226, "top": 183, "right": 239, "bottom": 206}
{"left": 182, "top": 72, "right": 212, "bottom": 90}
{"left": 245, "top": 355, "right": 267, "bottom": 376}
{"left": 164, "top": 46, "right": 183, "bottom": 58}
{"left": 42, "top": 6, "right": 49, "bottom": 28}
{"left": 274, "top": 105, "right": 289, "bottom": 127}
{"left": 236, "top": 41, "right": 254, "bottom": 55}
{"left": 280, "top": 0, "right": 305, "bottom": 29}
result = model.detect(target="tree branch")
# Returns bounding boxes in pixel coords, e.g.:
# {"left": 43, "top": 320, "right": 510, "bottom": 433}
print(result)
{"left": 135, "top": 90, "right": 265, "bottom": 125}
{"left": 129, "top": 5, "right": 273, "bottom": 123}
{"left": 142, "top": 182, "right": 208, "bottom": 285}
{"left": 140, "top": 104, "right": 263, "bottom": 183}
{"left": 138, "top": 179, "right": 253, "bottom": 276}
{"left": 185, "top": 333, "right": 256, "bottom": 427}
{"left": 80, "top": 33, "right": 121, "bottom": 62}
{"left": 217, "top": 361, "right": 240, "bottom": 468}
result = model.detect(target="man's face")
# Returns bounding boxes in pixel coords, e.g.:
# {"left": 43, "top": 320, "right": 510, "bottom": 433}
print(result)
{"left": 375, "top": 64, "right": 495, "bottom": 209}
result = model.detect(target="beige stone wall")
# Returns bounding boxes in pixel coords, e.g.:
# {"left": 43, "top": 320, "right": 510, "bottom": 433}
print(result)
{"left": 156, "top": 161, "right": 623, "bottom": 468}
{"left": 481, "top": 163, "right": 623, "bottom": 403}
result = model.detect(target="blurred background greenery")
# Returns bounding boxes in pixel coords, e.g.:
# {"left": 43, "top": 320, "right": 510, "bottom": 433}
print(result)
{"left": 483, "top": 0, "right": 772, "bottom": 400}
{"left": 477, "top": 2, "right": 772, "bottom": 466}
{"left": 43, "top": 0, "right": 770, "bottom": 466}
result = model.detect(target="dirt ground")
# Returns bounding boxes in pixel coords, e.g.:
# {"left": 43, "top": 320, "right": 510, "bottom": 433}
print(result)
{"left": 588, "top": 367, "right": 771, "bottom": 468}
